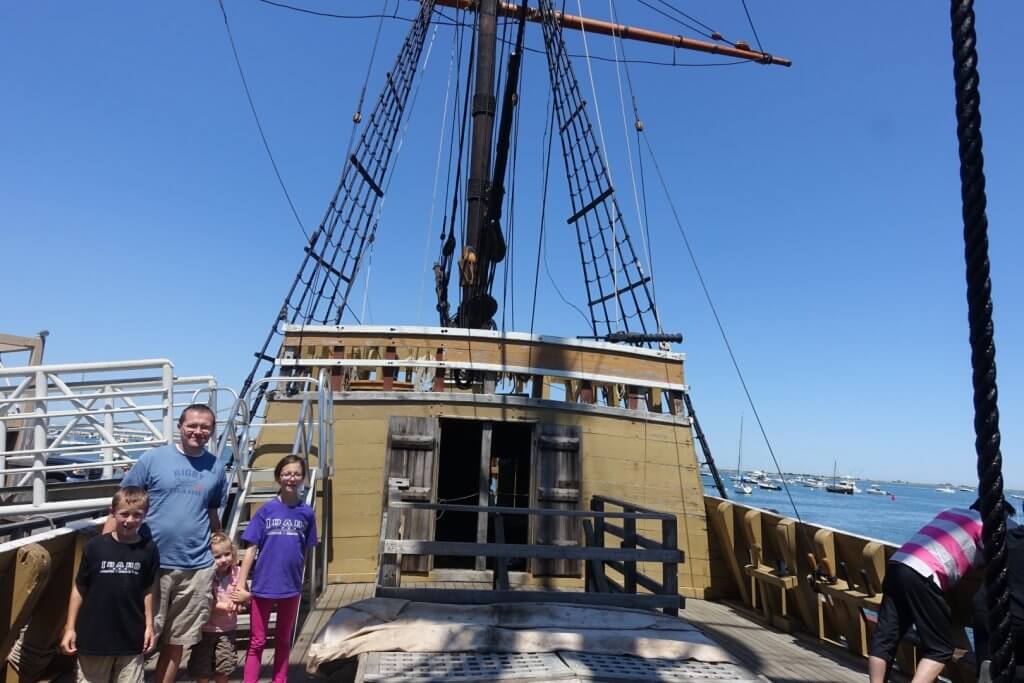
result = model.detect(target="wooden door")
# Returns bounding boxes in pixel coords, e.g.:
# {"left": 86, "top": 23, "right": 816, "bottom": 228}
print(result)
{"left": 384, "top": 416, "right": 439, "bottom": 573}
{"left": 530, "top": 423, "right": 582, "bottom": 577}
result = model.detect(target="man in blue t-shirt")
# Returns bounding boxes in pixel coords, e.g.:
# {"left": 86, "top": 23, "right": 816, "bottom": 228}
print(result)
{"left": 107, "top": 403, "right": 227, "bottom": 683}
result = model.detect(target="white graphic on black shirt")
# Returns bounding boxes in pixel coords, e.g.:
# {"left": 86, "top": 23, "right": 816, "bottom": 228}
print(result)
{"left": 99, "top": 560, "right": 143, "bottom": 575}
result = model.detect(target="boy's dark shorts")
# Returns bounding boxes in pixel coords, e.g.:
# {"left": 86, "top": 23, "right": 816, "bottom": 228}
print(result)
{"left": 869, "top": 562, "right": 954, "bottom": 663}
{"left": 187, "top": 631, "right": 237, "bottom": 677}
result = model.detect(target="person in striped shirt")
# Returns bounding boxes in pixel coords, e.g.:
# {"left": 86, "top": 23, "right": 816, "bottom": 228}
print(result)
{"left": 868, "top": 499, "right": 1015, "bottom": 683}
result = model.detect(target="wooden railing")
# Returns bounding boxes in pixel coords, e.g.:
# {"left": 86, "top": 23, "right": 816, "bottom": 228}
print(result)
{"left": 376, "top": 479, "right": 683, "bottom": 614}
{"left": 585, "top": 495, "right": 682, "bottom": 615}
{"left": 704, "top": 495, "right": 980, "bottom": 683}
{"left": 276, "top": 324, "right": 689, "bottom": 415}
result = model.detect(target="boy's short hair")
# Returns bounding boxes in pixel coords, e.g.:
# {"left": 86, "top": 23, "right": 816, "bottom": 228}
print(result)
{"left": 112, "top": 486, "right": 149, "bottom": 511}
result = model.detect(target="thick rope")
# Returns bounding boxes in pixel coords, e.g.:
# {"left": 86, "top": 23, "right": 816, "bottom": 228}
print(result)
{"left": 949, "top": 1, "right": 1013, "bottom": 680}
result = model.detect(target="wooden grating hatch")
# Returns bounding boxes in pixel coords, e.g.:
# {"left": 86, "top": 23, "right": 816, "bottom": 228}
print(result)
{"left": 360, "top": 650, "right": 762, "bottom": 682}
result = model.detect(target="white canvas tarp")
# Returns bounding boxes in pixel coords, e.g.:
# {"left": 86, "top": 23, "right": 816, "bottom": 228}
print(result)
{"left": 306, "top": 598, "right": 736, "bottom": 674}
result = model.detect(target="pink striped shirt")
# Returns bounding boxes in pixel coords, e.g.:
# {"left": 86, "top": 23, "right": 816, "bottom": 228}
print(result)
{"left": 203, "top": 565, "right": 240, "bottom": 633}
{"left": 891, "top": 507, "right": 982, "bottom": 591}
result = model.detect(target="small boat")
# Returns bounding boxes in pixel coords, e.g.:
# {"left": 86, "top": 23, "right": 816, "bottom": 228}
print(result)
{"left": 757, "top": 479, "right": 781, "bottom": 491}
{"left": 865, "top": 485, "right": 888, "bottom": 495}
{"left": 734, "top": 483, "right": 753, "bottom": 495}
{"left": 959, "top": 485, "right": 974, "bottom": 493}
{"left": 936, "top": 484, "right": 956, "bottom": 494}
{"left": 803, "top": 478, "right": 825, "bottom": 489}
{"left": 826, "top": 462, "right": 855, "bottom": 495}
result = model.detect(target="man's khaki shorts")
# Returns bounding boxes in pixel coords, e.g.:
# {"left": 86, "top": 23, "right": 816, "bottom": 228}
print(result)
{"left": 153, "top": 565, "right": 216, "bottom": 648}
{"left": 187, "top": 631, "right": 237, "bottom": 677}
{"left": 76, "top": 653, "right": 143, "bottom": 683}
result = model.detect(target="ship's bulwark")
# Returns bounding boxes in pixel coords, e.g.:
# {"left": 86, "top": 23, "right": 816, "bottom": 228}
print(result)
{"left": 257, "top": 395, "right": 710, "bottom": 598}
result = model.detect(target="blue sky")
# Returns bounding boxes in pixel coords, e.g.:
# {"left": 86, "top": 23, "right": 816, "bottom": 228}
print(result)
{"left": 2, "top": 2, "right": 1022, "bottom": 487}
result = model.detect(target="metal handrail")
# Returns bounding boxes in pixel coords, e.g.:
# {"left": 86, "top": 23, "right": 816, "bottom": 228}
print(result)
{"left": 0, "top": 360, "right": 239, "bottom": 517}
{"left": 217, "top": 368, "right": 335, "bottom": 620}
{"left": 0, "top": 360, "right": 177, "bottom": 514}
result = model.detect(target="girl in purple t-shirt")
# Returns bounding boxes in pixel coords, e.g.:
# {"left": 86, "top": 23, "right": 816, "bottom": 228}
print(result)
{"left": 234, "top": 455, "right": 317, "bottom": 683}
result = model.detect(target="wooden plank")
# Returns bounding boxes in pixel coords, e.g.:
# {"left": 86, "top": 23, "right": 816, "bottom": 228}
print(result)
{"left": 383, "top": 416, "right": 439, "bottom": 574}
{"left": 377, "top": 485, "right": 403, "bottom": 589}
{"left": 280, "top": 331, "right": 684, "bottom": 383}
{"left": 387, "top": 501, "right": 671, "bottom": 520}
{"left": 375, "top": 586, "right": 681, "bottom": 610}
{"left": 382, "top": 539, "right": 681, "bottom": 563}
{"left": 531, "top": 422, "right": 582, "bottom": 577}
{"left": 476, "top": 423, "right": 492, "bottom": 571}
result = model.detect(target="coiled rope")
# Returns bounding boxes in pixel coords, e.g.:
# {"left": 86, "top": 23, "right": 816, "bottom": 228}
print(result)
{"left": 949, "top": 1, "right": 1013, "bottom": 680}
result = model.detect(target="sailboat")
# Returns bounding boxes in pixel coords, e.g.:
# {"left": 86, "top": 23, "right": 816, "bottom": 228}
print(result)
{"left": 733, "top": 415, "right": 752, "bottom": 495}
{"left": 825, "top": 461, "right": 855, "bottom": 495}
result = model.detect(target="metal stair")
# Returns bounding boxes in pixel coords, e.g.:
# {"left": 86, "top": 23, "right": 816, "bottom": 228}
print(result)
{"left": 213, "top": 370, "right": 335, "bottom": 647}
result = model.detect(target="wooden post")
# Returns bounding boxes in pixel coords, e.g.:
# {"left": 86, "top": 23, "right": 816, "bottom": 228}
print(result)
{"left": 662, "top": 516, "right": 679, "bottom": 616}
{"left": 777, "top": 518, "right": 816, "bottom": 631}
{"left": 492, "top": 512, "right": 509, "bottom": 590}
{"left": 432, "top": 347, "right": 445, "bottom": 391}
{"left": 581, "top": 519, "right": 610, "bottom": 594}
{"left": 742, "top": 509, "right": 764, "bottom": 610}
{"left": 530, "top": 374, "right": 543, "bottom": 399}
{"left": 706, "top": 500, "right": 749, "bottom": 604}
{"left": 476, "top": 423, "right": 493, "bottom": 570}
{"left": 377, "top": 478, "right": 407, "bottom": 589}
{"left": 330, "top": 345, "right": 345, "bottom": 391}
{"left": 382, "top": 346, "right": 397, "bottom": 391}
{"left": 579, "top": 380, "right": 594, "bottom": 404}
{"left": 589, "top": 497, "right": 608, "bottom": 593}
{"left": 591, "top": 497, "right": 606, "bottom": 551}
{"left": 623, "top": 506, "right": 638, "bottom": 594}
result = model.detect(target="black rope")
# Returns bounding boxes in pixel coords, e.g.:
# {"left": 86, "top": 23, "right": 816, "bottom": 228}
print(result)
{"left": 529, "top": 93, "right": 556, "bottom": 334}
{"left": 256, "top": 0, "right": 753, "bottom": 69}
{"left": 949, "top": 1, "right": 1013, "bottom": 679}
{"left": 737, "top": 0, "right": 766, "bottom": 55}
{"left": 217, "top": 0, "right": 309, "bottom": 240}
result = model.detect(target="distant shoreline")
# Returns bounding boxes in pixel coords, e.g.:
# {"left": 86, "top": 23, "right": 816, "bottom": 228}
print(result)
{"left": 715, "top": 469, "right": 1022, "bottom": 492}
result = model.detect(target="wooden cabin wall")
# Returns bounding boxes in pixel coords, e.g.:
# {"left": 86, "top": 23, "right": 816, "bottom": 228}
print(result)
{"left": 256, "top": 398, "right": 712, "bottom": 598}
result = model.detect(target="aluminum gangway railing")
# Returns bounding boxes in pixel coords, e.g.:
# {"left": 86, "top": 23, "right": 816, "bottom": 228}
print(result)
{"left": 219, "top": 368, "right": 334, "bottom": 606}
{"left": 0, "top": 359, "right": 224, "bottom": 517}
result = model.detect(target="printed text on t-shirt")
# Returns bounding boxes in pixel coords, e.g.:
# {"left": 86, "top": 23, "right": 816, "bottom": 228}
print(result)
{"left": 99, "top": 560, "right": 143, "bottom": 575}
{"left": 264, "top": 517, "right": 306, "bottom": 536}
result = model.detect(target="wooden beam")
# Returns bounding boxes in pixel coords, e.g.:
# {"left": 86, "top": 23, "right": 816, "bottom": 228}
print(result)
{"left": 382, "top": 539, "right": 681, "bottom": 563}
{"left": 375, "top": 586, "right": 681, "bottom": 610}
{"left": 388, "top": 500, "right": 672, "bottom": 520}
{"left": 476, "top": 423, "right": 492, "bottom": 571}
{"left": 434, "top": 0, "right": 791, "bottom": 67}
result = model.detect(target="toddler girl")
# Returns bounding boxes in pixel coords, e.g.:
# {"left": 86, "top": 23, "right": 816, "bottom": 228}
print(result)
{"left": 188, "top": 532, "right": 239, "bottom": 683}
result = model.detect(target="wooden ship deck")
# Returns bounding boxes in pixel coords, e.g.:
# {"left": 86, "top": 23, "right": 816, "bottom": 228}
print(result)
{"left": 210, "top": 583, "right": 876, "bottom": 683}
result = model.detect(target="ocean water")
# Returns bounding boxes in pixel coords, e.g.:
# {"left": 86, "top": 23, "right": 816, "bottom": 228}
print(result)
{"left": 707, "top": 476, "right": 1008, "bottom": 545}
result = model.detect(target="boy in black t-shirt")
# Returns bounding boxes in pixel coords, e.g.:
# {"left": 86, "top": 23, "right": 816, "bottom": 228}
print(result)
{"left": 61, "top": 487, "right": 160, "bottom": 683}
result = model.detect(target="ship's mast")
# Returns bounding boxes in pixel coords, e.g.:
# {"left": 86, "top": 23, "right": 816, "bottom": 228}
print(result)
{"left": 458, "top": 0, "right": 501, "bottom": 328}
{"left": 451, "top": 0, "right": 789, "bottom": 330}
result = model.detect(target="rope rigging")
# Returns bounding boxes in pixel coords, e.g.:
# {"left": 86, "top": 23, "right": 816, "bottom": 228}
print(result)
{"left": 216, "top": 0, "right": 309, "bottom": 241}
{"left": 417, "top": 14, "right": 461, "bottom": 323}
{"left": 537, "top": 0, "right": 662, "bottom": 341}
{"left": 948, "top": 1, "right": 1013, "bottom": 679}
{"left": 241, "top": 0, "right": 438, "bottom": 415}
{"left": 434, "top": 8, "right": 477, "bottom": 326}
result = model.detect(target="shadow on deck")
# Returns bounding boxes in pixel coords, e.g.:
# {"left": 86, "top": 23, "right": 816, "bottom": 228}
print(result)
{"left": 198, "top": 582, "right": 877, "bottom": 682}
